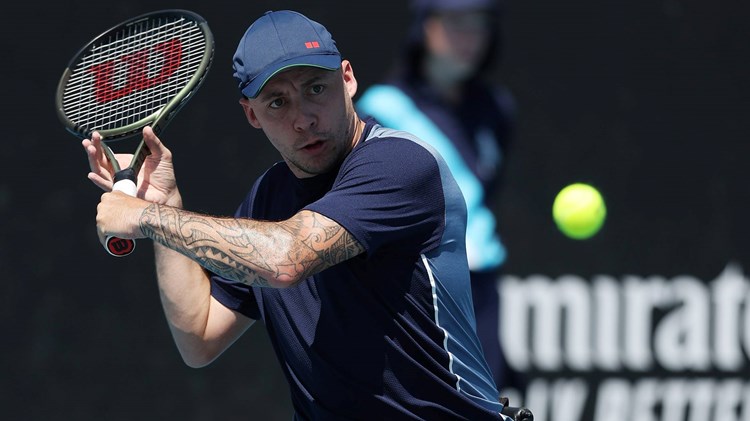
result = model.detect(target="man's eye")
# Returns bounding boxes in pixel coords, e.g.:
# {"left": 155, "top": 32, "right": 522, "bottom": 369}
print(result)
{"left": 270, "top": 98, "right": 285, "bottom": 109}
{"left": 310, "top": 85, "right": 325, "bottom": 95}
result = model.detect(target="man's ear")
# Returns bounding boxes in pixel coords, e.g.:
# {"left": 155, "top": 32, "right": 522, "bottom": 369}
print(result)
{"left": 341, "top": 60, "right": 358, "bottom": 98}
{"left": 239, "top": 98, "right": 262, "bottom": 129}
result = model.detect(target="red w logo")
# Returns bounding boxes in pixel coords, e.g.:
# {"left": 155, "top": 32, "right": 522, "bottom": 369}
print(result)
{"left": 89, "top": 38, "right": 183, "bottom": 104}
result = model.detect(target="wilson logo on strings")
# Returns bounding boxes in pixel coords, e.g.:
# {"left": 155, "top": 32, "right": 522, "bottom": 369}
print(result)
{"left": 89, "top": 39, "right": 183, "bottom": 104}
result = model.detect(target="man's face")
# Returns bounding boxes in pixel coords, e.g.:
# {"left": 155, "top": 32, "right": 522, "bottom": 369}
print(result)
{"left": 241, "top": 61, "right": 360, "bottom": 178}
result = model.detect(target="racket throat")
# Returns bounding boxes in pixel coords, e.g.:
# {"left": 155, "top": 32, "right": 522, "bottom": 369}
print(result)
{"left": 111, "top": 139, "right": 150, "bottom": 195}
{"left": 113, "top": 168, "right": 138, "bottom": 196}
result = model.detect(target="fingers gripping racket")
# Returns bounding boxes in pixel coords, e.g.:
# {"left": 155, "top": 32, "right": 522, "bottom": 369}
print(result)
{"left": 56, "top": 10, "right": 214, "bottom": 257}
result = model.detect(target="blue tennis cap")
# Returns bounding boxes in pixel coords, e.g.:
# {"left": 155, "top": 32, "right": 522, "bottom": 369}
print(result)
{"left": 233, "top": 10, "right": 341, "bottom": 98}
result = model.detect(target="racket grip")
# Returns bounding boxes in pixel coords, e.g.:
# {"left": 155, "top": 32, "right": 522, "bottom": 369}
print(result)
{"left": 104, "top": 169, "right": 137, "bottom": 257}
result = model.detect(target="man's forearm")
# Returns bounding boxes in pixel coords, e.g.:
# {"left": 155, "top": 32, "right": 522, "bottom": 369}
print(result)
{"left": 154, "top": 243, "right": 211, "bottom": 337}
{"left": 139, "top": 204, "right": 363, "bottom": 288}
{"left": 140, "top": 204, "right": 290, "bottom": 287}
{"left": 154, "top": 243, "right": 251, "bottom": 367}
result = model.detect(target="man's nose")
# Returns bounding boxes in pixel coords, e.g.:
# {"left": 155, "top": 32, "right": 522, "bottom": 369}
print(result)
{"left": 293, "top": 102, "right": 317, "bottom": 132}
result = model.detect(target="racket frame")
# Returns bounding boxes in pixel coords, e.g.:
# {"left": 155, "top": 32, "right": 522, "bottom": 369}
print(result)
{"left": 55, "top": 9, "right": 214, "bottom": 256}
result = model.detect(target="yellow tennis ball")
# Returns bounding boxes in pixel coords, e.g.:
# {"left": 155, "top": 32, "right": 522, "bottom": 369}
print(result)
{"left": 552, "top": 183, "right": 607, "bottom": 240}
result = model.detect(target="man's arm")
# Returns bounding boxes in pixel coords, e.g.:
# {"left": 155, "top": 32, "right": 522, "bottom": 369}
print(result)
{"left": 145, "top": 192, "right": 255, "bottom": 368}
{"left": 83, "top": 129, "right": 257, "bottom": 367}
{"left": 93, "top": 178, "right": 364, "bottom": 364}
{"left": 147, "top": 206, "right": 363, "bottom": 367}
{"left": 140, "top": 205, "right": 365, "bottom": 288}
{"left": 153, "top": 242, "right": 254, "bottom": 368}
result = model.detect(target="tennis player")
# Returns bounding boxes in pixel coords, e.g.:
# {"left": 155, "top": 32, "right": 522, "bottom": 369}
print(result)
{"left": 84, "top": 10, "right": 509, "bottom": 420}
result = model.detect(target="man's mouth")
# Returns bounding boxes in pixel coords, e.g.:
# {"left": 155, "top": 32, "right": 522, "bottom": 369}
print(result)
{"left": 302, "top": 140, "right": 324, "bottom": 152}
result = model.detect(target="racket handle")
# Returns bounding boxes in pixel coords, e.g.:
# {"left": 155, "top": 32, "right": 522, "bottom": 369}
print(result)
{"left": 104, "top": 169, "right": 137, "bottom": 257}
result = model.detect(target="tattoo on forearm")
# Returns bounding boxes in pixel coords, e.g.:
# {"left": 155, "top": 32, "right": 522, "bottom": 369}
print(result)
{"left": 139, "top": 206, "right": 363, "bottom": 288}
{"left": 279, "top": 212, "right": 363, "bottom": 272}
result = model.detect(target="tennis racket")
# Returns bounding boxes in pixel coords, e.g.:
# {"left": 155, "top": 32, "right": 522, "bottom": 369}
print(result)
{"left": 56, "top": 9, "right": 214, "bottom": 257}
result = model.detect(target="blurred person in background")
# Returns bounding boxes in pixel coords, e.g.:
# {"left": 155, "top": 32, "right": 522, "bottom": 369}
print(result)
{"left": 357, "top": 0, "right": 524, "bottom": 393}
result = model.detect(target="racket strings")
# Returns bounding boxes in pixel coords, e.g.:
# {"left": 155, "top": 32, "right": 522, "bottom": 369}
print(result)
{"left": 62, "top": 16, "right": 208, "bottom": 136}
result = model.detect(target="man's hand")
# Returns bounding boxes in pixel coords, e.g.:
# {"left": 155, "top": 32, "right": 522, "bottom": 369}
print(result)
{"left": 95, "top": 191, "right": 151, "bottom": 246}
{"left": 82, "top": 126, "right": 182, "bottom": 208}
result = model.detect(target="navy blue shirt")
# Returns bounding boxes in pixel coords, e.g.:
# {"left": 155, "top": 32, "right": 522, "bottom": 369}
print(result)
{"left": 211, "top": 120, "right": 502, "bottom": 420}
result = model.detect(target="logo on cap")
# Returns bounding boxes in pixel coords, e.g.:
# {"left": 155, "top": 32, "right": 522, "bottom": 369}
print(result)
{"left": 304, "top": 41, "right": 320, "bottom": 49}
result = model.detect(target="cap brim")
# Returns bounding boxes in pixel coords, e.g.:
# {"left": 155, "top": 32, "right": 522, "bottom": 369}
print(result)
{"left": 241, "top": 53, "right": 341, "bottom": 98}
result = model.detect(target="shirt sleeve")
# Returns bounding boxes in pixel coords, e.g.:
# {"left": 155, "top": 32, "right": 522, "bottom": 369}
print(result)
{"left": 304, "top": 136, "right": 446, "bottom": 256}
